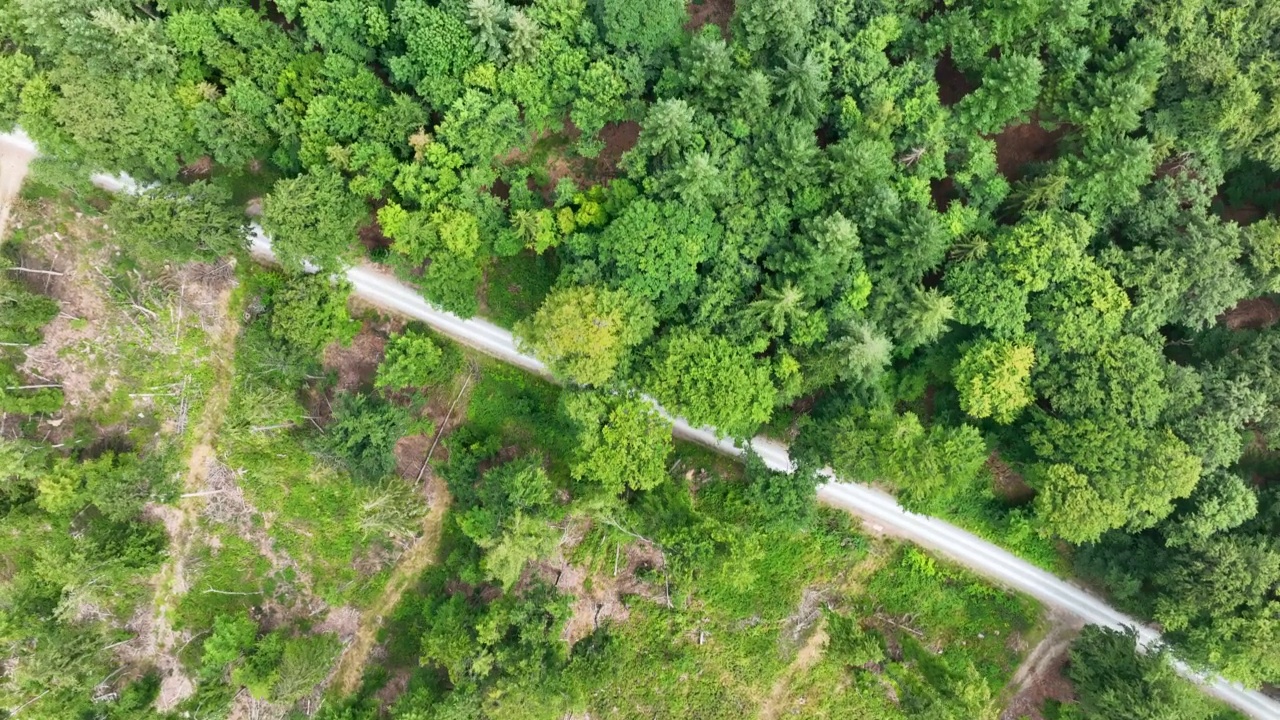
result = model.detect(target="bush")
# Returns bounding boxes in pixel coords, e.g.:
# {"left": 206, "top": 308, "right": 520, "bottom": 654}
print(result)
{"left": 321, "top": 392, "right": 412, "bottom": 482}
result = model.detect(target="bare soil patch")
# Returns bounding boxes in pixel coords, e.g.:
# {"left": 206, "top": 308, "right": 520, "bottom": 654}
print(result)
{"left": 179, "top": 156, "right": 214, "bottom": 182}
{"left": 686, "top": 0, "right": 734, "bottom": 35}
{"left": 525, "top": 518, "right": 667, "bottom": 647}
{"left": 17, "top": 269, "right": 115, "bottom": 413}
{"left": 595, "top": 121, "right": 641, "bottom": 177}
{"left": 1000, "top": 610, "right": 1083, "bottom": 720}
{"left": 149, "top": 282, "right": 241, "bottom": 712}
{"left": 992, "top": 115, "right": 1066, "bottom": 180}
{"left": 1220, "top": 202, "right": 1266, "bottom": 226}
{"left": 935, "top": 50, "right": 976, "bottom": 107}
{"left": 931, "top": 176, "right": 957, "bottom": 213}
{"left": 322, "top": 323, "right": 387, "bottom": 393}
{"left": 1220, "top": 296, "right": 1280, "bottom": 330}
{"left": 358, "top": 215, "right": 392, "bottom": 253}
{"left": 988, "top": 451, "right": 1034, "bottom": 504}
{"left": 759, "top": 616, "right": 829, "bottom": 720}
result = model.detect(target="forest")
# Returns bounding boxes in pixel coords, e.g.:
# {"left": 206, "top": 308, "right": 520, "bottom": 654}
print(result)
{"left": 2, "top": 0, "right": 1280, "bottom": 718}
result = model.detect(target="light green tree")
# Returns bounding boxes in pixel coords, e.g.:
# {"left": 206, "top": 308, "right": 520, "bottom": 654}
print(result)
{"left": 564, "top": 391, "right": 673, "bottom": 496}
{"left": 515, "top": 285, "right": 655, "bottom": 386}
{"left": 953, "top": 338, "right": 1036, "bottom": 424}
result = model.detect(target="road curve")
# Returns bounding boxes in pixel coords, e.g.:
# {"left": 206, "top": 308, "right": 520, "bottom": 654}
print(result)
{"left": 243, "top": 234, "right": 1280, "bottom": 719}
{"left": 6, "top": 127, "right": 1273, "bottom": 718}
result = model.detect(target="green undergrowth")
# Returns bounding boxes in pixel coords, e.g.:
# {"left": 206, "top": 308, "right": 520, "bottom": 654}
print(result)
{"left": 338, "top": 431, "right": 1040, "bottom": 719}
{"left": 482, "top": 250, "right": 560, "bottom": 329}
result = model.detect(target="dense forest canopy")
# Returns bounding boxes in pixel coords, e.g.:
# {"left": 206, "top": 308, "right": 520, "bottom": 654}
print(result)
{"left": 3, "top": 0, "right": 1280, "bottom": 716}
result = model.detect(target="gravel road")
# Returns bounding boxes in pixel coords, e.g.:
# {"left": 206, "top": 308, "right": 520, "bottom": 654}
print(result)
{"left": 7, "top": 128, "right": 1273, "bottom": 718}
{"left": 248, "top": 238, "right": 1278, "bottom": 720}
{"left": 0, "top": 130, "right": 37, "bottom": 241}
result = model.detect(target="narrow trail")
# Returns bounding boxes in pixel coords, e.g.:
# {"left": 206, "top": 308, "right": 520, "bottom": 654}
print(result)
{"left": 148, "top": 285, "right": 241, "bottom": 710}
{"left": 758, "top": 618, "right": 829, "bottom": 720}
{"left": 331, "top": 479, "right": 452, "bottom": 695}
{"left": 999, "top": 610, "right": 1084, "bottom": 720}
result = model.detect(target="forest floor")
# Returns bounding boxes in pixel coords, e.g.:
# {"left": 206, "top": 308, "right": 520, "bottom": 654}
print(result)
{"left": 330, "top": 476, "right": 451, "bottom": 695}
{"left": 147, "top": 281, "right": 240, "bottom": 710}
{"left": 757, "top": 615, "right": 830, "bottom": 720}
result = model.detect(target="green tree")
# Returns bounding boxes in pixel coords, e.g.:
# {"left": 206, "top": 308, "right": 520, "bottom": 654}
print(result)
{"left": 261, "top": 169, "right": 365, "bottom": 272}
{"left": 830, "top": 407, "right": 988, "bottom": 510}
{"left": 515, "top": 285, "right": 655, "bottom": 387}
{"left": 563, "top": 391, "right": 673, "bottom": 496}
{"left": 269, "top": 274, "right": 359, "bottom": 354}
{"left": 571, "top": 198, "right": 719, "bottom": 318}
{"left": 1032, "top": 463, "right": 1128, "bottom": 544}
{"left": 1160, "top": 471, "right": 1258, "bottom": 548}
{"left": 200, "top": 613, "right": 258, "bottom": 681}
{"left": 595, "top": 0, "right": 685, "bottom": 70}
{"left": 953, "top": 338, "right": 1036, "bottom": 424}
{"left": 107, "top": 181, "right": 248, "bottom": 263}
{"left": 1068, "top": 625, "right": 1216, "bottom": 720}
{"left": 388, "top": 2, "right": 478, "bottom": 109}
{"left": 954, "top": 53, "right": 1043, "bottom": 135}
{"left": 747, "top": 280, "right": 808, "bottom": 339}
{"left": 742, "top": 448, "right": 821, "bottom": 527}
{"left": 322, "top": 392, "right": 411, "bottom": 482}
{"left": 645, "top": 328, "right": 775, "bottom": 437}
{"left": 376, "top": 330, "right": 449, "bottom": 390}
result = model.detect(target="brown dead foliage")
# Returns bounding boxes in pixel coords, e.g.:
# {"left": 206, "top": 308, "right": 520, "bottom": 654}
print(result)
{"left": 179, "top": 156, "right": 214, "bottom": 181}
{"left": 1220, "top": 296, "right": 1280, "bottom": 331}
{"left": 686, "top": 0, "right": 734, "bottom": 36}
{"left": 322, "top": 322, "right": 387, "bottom": 393}
{"left": 988, "top": 451, "right": 1034, "bottom": 504}
{"left": 992, "top": 115, "right": 1066, "bottom": 180}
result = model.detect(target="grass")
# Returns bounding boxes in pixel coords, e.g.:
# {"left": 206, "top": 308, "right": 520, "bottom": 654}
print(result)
{"left": 481, "top": 250, "right": 560, "bottom": 328}
{"left": 343, "top": 435, "right": 1042, "bottom": 719}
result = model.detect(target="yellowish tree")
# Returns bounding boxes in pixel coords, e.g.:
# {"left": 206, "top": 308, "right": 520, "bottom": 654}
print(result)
{"left": 953, "top": 338, "right": 1036, "bottom": 424}
{"left": 515, "top": 285, "right": 655, "bottom": 386}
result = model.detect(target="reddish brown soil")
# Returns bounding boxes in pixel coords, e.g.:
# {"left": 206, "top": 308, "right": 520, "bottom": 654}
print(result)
{"left": 988, "top": 451, "right": 1035, "bottom": 504}
{"left": 686, "top": 0, "right": 734, "bottom": 36}
{"left": 1000, "top": 616, "right": 1082, "bottom": 720}
{"left": 516, "top": 119, "right": 642, "bottom": 202}
{"left": 358, "top": 215, "right": 391, "bottom": 252}
{"left": 394, "top": 434, "right": 432, "bottom": 480}
{"left": 536, "top": 524, "right": 668, "bottom": 647}
{"left": 931, "top": 176, "right": 957, "bottom": 213}
{"left": 935, "top": 51, "right": 975, "bottom": 107}
{"left": 489, "top": 178, "right": 511, "bottom": 202}
{"left": 178, "top": 156, "right": 213, "bottom": 182}
{"left": 321, "top": 323, "right": 386, "bottom": 393}
{"left": 594, "top": 120, "right": 642, "bottom": 178}
{"left": 991, "top": 116, "right": 1066, "bottom": 180}
{"left": 1220, "top": 296, "right": 1280, "bottom": 331}
{"left": 1220, "top": 202, "right": 1266, "bottom": 226}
